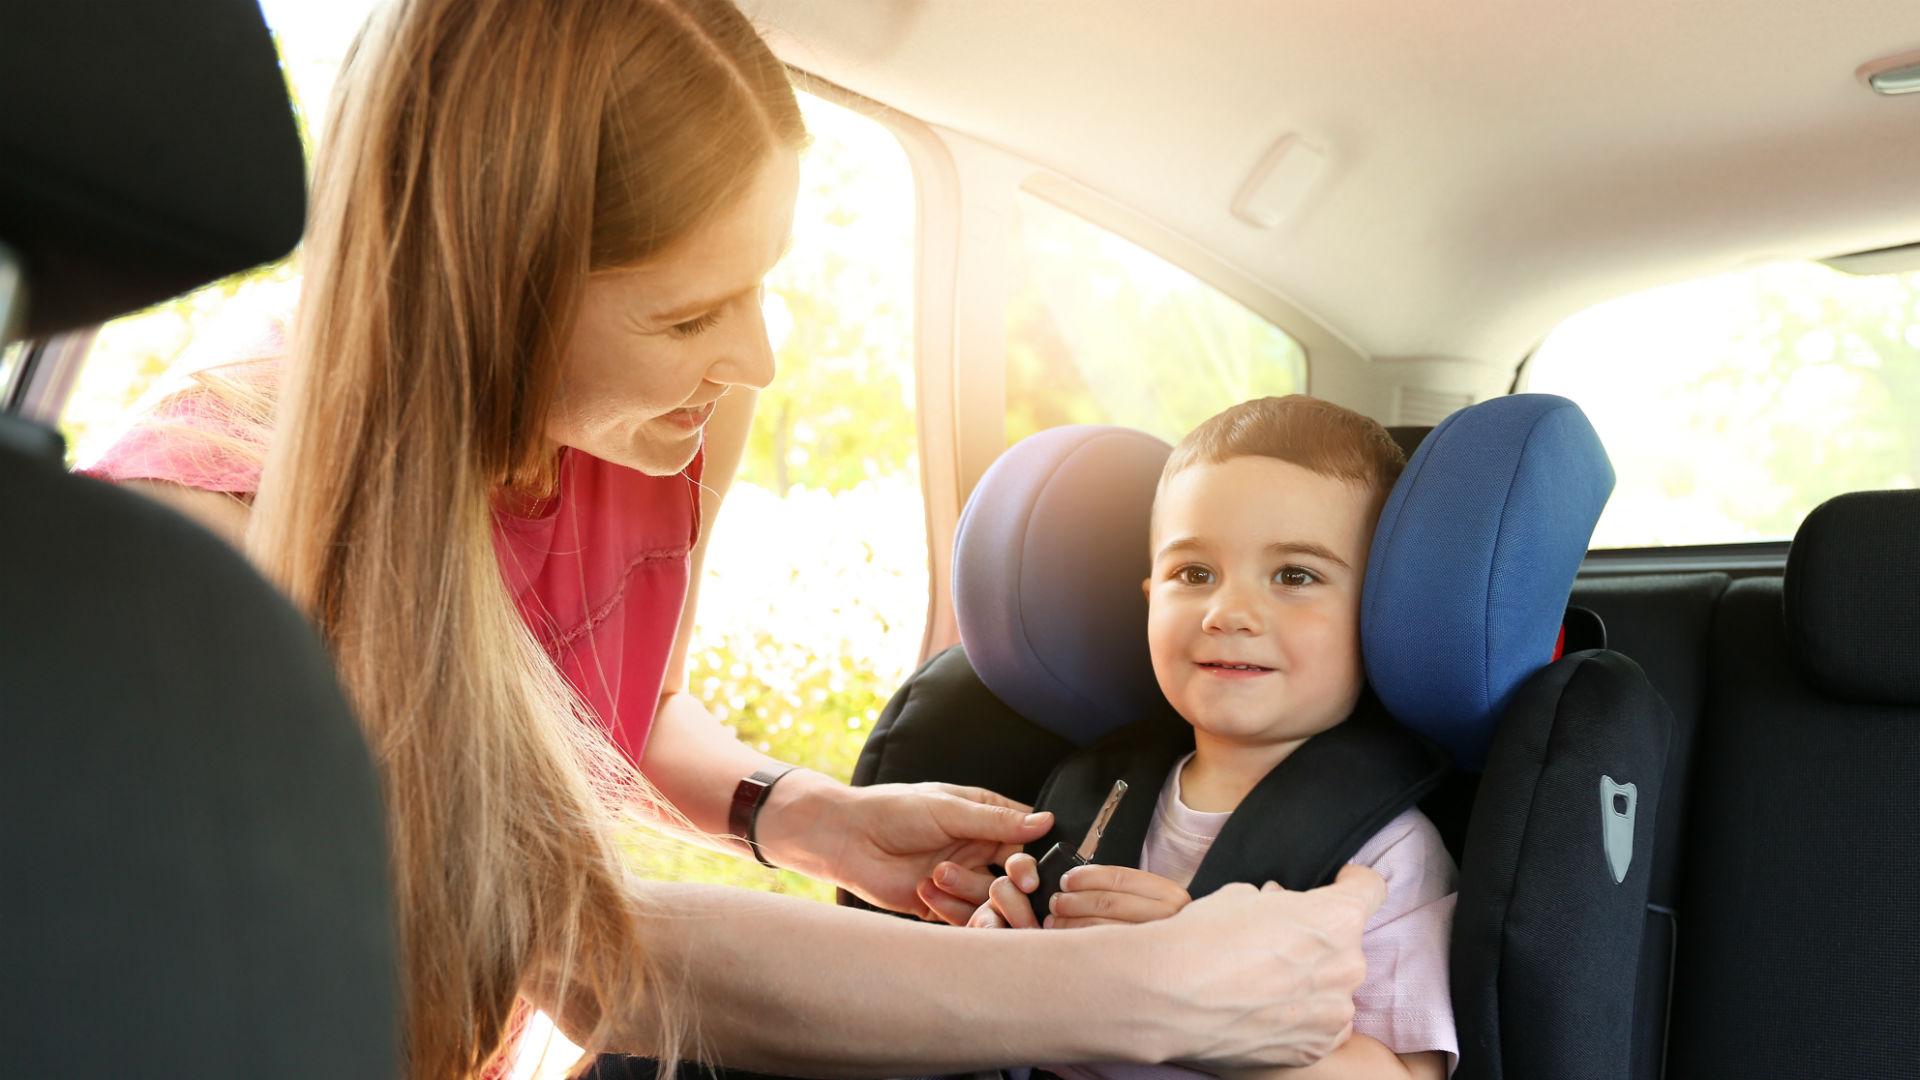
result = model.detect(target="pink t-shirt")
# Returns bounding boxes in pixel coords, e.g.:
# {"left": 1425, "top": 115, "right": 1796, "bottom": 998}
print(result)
{"left": 83, "top": 357, "right": 699, "bottom": 763}
{"left": 1049, "top": 754, "right": 1460, "bottom": 1080}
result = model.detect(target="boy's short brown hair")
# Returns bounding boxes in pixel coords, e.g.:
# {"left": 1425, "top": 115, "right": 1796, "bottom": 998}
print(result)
{"left": 1160, "top": 395, "right": 1407, "bottom": 515}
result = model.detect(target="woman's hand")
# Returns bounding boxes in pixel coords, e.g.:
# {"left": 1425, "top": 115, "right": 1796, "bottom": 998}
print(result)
{"left": 755, "top": 773, "right": 1053, "bottom": 922}
{"left": 1046, "top": 864, "right": 1190, "bottom": 927}
{"left": 1139, "top": 866, "right": 1386, "bottom": 1067}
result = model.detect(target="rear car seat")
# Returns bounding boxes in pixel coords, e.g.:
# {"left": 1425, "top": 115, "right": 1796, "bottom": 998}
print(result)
{"left": 1663, "top": 489, "right": 1919, "bottom": 1078}
{"left": 0, "top": 1, "right": 399, "bottom": 1075}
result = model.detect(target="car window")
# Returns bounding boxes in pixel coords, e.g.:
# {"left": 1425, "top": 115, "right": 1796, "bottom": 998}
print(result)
{"left": 1005, "top": 190, "right": 1306, "bottom": 447}
{"left": 1526, "top": 261, "right": 1919, "bottom": 548}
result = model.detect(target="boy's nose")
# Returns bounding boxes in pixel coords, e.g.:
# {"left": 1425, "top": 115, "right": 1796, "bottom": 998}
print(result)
{"left": 1202, "top": 587, "right": 1264, "bottom": 635}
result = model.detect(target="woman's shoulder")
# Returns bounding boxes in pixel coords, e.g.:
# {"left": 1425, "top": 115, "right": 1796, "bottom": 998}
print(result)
{"left": 82, "top": 356, "right": 282, "bottom": 495}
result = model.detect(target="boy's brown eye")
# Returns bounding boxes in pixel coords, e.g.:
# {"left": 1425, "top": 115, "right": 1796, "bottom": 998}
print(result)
{"left": 1275, "top": 566, "right": 1315, "bottom": 587}
{"left": 1175, "top": 566, "right": 1212, "bottom": 585}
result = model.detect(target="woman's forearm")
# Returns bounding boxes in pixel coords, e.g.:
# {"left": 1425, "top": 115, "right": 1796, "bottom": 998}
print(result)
{"left": 600, "top": 871, "right": 1380, "bottom": 1077}
{"left": 640, "top": 690, "right": 789, "bottom": 838}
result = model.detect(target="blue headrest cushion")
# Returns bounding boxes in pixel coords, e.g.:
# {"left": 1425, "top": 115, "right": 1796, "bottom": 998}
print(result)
{"left": 1361, "top": 394, "right": 1614, "bottom": 770}
{"left": 953, "top": 426, "right": 1173, "bottom": 746}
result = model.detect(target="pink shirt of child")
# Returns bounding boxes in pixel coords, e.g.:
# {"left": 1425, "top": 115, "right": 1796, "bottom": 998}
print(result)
{"left": 83, "top": 356, "right": 700, "bottom": 764}
{"left": 1049, "top": 754, "right": 1460, "bottom": 1080}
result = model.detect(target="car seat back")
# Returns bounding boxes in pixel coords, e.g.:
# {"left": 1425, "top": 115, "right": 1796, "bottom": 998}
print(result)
{"left": 1, "top": 1, "right": 399, "bottom": 1075}
{"left": 1663, "top": 489, "right": 1920, "bottom": 1078}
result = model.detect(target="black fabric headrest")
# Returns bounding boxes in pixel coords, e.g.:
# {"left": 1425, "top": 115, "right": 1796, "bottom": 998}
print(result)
{"left": 1785, "top": 489, "right": 1920, "bottom": 706}
{"left": 0, "top": 0, "right": 306, "bottom": 339}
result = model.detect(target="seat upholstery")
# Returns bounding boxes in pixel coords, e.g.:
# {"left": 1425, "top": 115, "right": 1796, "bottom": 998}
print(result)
{"left": 1664, "top": 490, "right": 1920, "bottom": 1079}
{"left": 2, "top": 0, "right": 399, "bottom": 1074}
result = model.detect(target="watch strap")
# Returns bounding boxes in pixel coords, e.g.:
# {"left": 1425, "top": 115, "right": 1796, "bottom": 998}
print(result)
{"left": 729, "top": 764, "right": 798, "bottom": 868}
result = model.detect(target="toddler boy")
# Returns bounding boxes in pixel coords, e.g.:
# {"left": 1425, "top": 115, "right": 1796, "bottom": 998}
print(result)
{"left": 973, "top": 395, "right": 1457, "bottom": 1079}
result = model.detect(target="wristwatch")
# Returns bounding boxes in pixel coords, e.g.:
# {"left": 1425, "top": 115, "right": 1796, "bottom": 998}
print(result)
{"left": 728, "top": 764, "right": 798, "bottom": 868}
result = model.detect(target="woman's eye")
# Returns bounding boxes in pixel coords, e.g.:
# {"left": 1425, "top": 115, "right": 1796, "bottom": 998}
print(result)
{"left": 668, "top": 309, "right": 723, "bottom": 338}
{"left": 1275, "top": 566, "right": 1317, "bottom": 588}
{"left": 1174, "top": 565, "right": 1213, "bottom": 586}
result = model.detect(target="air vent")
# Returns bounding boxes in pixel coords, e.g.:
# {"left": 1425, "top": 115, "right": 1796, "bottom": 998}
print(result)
{"left": 1396, "top": 386, "right": 1473, "bottom": 426}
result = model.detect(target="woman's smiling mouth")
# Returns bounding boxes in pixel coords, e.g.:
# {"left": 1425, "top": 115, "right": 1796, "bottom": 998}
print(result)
{"left": 664, "top": 398, "right": 719, "bottom": 430}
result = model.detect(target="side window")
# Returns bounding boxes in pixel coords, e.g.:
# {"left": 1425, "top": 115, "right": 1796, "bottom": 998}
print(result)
{"left": 1005, "top": 190, "right": 1306, "bottom": 445}
{"left": 1527, "top": 262, "right": 1919, "bottom": 547}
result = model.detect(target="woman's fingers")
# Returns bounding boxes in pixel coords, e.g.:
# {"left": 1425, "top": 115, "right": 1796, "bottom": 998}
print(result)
{"left": 916, "top": 877, "right": 977, "bottom": 925}
{"left": 928, "top": 782, "right": 1033, "bottom": 814}
{"left": 921, "top": 860, "right": 997, "bottom": 924}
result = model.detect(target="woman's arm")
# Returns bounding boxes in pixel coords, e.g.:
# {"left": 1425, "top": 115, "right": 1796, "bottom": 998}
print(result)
{"left": 1217, "top": 1039, "right": 1445, "bottom": 1080}
{"left": 569, "top": 868, "right": 1385, "bottom": 1077}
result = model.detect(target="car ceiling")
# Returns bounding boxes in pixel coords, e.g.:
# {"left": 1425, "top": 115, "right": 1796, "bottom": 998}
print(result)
{"left": 742, "top": 0, "right": 1920, "bottom": 368}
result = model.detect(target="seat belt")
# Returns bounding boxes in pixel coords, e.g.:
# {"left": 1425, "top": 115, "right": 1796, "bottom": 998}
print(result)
{"left": 1028, "top": 692, "right": 1449, "bottom": 894}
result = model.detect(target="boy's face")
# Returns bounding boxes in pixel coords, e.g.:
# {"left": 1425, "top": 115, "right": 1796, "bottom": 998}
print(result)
{"left": 1145, "top": 456, "right": 1375, "bottom": 755}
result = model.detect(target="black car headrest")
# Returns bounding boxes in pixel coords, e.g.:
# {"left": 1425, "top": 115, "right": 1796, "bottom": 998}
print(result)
{"left": 1785, "top": 488, "right": 1920, "bottom": 706}
{"left": 0, "top": 0, "right": 306, "bottom": 339}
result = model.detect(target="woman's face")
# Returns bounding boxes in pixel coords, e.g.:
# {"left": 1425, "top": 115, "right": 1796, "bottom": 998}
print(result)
{"left": 549, "top": 150, "right": 800, "bottom": 475}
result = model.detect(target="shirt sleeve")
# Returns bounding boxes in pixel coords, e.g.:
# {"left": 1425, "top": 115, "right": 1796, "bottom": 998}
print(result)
{"left": 80, "top": 357, "right": 277, "bottom": 494}
{"left": 1349, "top": 807, "right": 1460, "bottom": 1073}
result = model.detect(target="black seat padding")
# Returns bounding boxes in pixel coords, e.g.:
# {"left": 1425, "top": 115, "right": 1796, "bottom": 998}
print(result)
{"left": 0, "top": 420, "right": 399, "bottom": 1076}
{"left": 1665, "top": 491, "right": 1920, "bottom": 1078}
{"left": 3, "top": 0, "right": 398, "bottom": 1074}
{"left": 0, "top": 0, "right": 305, "bottom": 337}
{"left": 1451, "top": 648, "right": 1675, "bottom": 1080}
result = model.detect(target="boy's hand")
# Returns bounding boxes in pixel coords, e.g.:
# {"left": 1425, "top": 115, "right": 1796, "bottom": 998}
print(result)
{"left": 967, "top": 852, "right": 1044, "bottom": 929}
{"left": 1046, "top": 865, "right": 1191, "bottom": 927}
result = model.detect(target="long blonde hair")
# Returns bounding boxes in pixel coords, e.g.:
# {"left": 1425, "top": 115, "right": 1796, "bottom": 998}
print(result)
{"left": 246, "top": 1, "right": 804, "bottom": 1076}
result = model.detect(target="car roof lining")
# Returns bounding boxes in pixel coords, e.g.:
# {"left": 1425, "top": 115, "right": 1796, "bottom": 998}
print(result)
{"left": 742, "top": 0, "right": 1920, "bottom": 367}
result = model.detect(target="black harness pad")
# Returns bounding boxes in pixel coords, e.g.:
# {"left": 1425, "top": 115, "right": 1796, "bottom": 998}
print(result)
{"left": 1028, "top": 693, "right": 1450, "bottom": 894}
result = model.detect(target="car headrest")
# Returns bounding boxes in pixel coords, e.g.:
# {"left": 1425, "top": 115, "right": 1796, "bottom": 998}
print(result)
{"left": 0, "top": 0, "right": 306, "bottom": 339}
{"left": 955, "top": 395, "right": 1612, "bottom": 761}
{"left": 954, "top": 425, "right": 1173, "bottom": 746}
{"left": 1785, "top": 488, "right": 1920, "bottom": 706}
{"left": 1362, "top": 394, "right": 1614, "bottom": 769}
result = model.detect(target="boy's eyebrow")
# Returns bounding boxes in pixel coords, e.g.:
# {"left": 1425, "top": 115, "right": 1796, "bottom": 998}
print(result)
{"left": 1153, "top": 536, "right": 1352, "bottom": 571}
{"left": 1154, "top": 536, "right": 1209, "bottom": 560}
{"left": 1267, "top": 540, "right": 1351, "bottom": 570}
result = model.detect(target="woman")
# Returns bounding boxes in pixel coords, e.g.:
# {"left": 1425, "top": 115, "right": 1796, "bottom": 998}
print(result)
{"left": 91, "top": 1, "right": 1386, "bottom": 1077}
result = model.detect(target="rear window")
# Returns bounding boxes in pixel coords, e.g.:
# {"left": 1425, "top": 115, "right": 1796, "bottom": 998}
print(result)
{"left": 1525, "top": 261, "right": 1918, "bottom": 548}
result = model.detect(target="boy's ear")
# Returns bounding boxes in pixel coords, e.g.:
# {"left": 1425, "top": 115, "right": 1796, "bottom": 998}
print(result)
{"left": 1141, "top": 577, "right": 1152, "bottom": 597}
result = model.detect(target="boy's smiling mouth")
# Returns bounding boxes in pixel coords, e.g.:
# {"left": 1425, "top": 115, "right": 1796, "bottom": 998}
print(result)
{"left": 1196, "top": 660, "right": 1276, "bottom": 675}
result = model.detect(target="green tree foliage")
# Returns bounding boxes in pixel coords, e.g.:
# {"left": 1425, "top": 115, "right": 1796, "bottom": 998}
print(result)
{"left": 744, "top": 98, "right": 917, "bottom": 495}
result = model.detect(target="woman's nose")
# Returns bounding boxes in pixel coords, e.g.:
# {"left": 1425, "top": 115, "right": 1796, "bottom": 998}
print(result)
{"left": 707, "top": 296, "right": 777, "bottom": 391}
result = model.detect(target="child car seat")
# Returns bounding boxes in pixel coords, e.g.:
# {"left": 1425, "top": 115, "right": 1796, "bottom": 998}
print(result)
{"left": 0, "top": 1, "right": 399, "bottom": 1075}
{"left": 855, "top": 397, "right": 1678, "bottom": 1079}
{"left": 1366, "top": 398, "right": 1679, "bottom": 1080}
